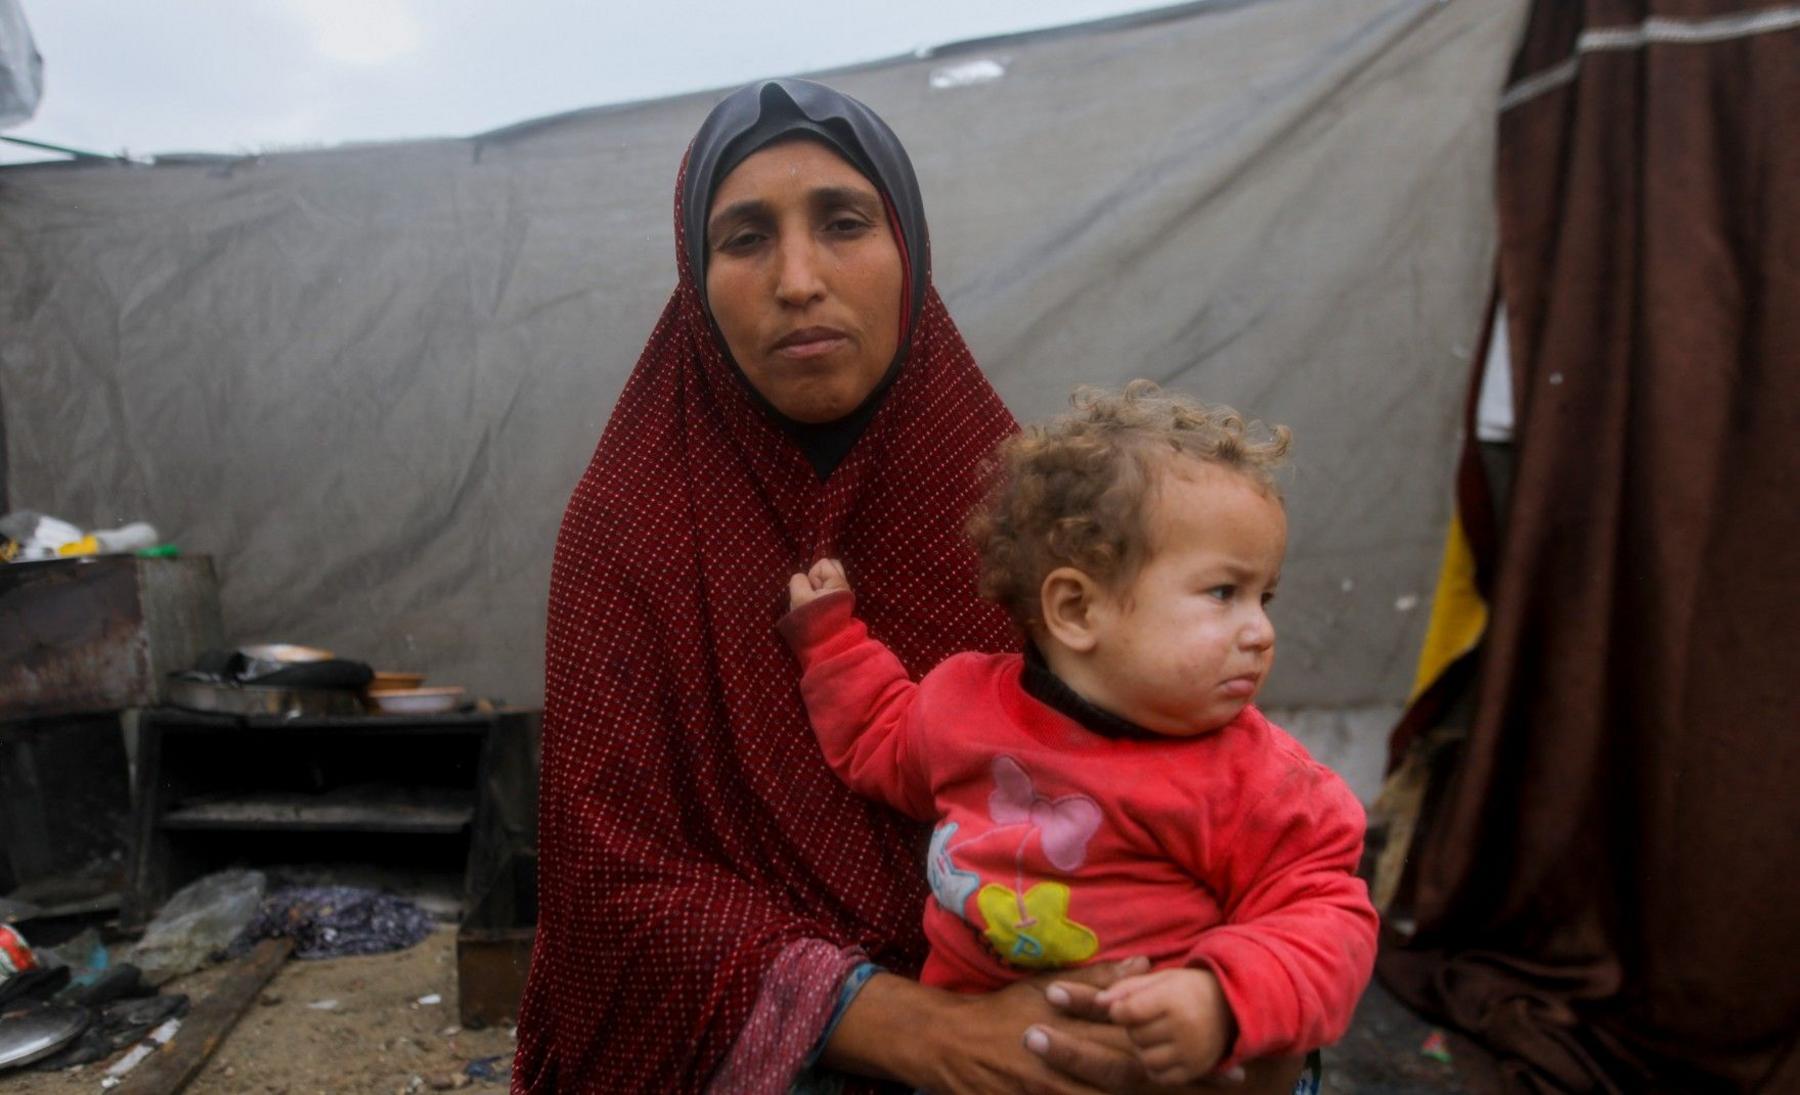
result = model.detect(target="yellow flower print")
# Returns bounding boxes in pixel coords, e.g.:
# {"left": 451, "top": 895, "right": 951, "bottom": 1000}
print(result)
{"left": 976, "top": 882, "right": 1099, "bottom": 969}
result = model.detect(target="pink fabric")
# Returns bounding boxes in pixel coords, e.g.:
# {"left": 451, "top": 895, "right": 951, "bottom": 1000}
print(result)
{"left": 509, "top": 151, "right": 1018, "bottom": 1090}
{"left": 706, "top": 939, "right": 865, "bottom": 1094}
{"left": 781, "top": 591, "right": 1379, "bottom": 1067}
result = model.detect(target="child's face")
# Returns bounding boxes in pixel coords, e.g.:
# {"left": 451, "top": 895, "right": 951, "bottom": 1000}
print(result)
{"left": 1083, "top": 459, "right": 1286, "bottom": 736}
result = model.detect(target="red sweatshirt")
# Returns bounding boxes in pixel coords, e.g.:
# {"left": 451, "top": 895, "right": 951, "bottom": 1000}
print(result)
{"left": 781, "top": 592, "right": 1378, "bottom": 1065}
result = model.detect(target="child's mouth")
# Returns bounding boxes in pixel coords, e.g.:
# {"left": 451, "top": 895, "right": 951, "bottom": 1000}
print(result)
{"left": 1219, "top": 675, "right": 1259, "bottom": 698}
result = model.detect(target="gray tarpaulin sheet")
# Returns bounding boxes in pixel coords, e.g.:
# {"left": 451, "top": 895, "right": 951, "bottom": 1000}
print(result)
{"left": 0, "top": 0, "right": 1524, "bottom": 790}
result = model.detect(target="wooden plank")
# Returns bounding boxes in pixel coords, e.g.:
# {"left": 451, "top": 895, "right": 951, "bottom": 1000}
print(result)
{"left": 111, "top": 936, "right": 294, "bottom": 1095}
{"left": 123, "top": 719, "right": 170, "bottom": 929}
{"left": 457, "top": 926, "right": 535, "bottom": 1028}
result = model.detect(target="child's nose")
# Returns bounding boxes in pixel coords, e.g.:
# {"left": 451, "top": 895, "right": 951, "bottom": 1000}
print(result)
{"left": 1239, "top": 609, "right": 1275, "bottom": 650}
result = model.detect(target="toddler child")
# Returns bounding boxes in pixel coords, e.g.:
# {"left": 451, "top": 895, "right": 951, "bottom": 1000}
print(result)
{"left": 780, "top": 382, "right": 1377, "bottom": 1086}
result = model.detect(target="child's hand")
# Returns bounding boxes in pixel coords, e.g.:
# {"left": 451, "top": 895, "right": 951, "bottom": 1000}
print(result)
{"left": 787, "top": 557, "right": 851, "bottom": 611}
{"left": 1094, "top": 967, "right": 1237, "bottom": 1086}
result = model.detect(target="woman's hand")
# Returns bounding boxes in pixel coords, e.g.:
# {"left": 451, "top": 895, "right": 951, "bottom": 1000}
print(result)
{"left": 825, "top": 958, "right": 1304, "bottom": 1095}
{"left": 788, "top": 557, "right": 851, "bottom": 611}
{"left": 824, "top": 959, "right": 1148, "bottom": 1095}
{"left": 923, "top": 975, "right": 1119, "bottom": 1095}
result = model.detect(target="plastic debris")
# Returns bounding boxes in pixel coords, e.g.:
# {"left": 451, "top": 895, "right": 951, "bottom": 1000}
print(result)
{"left": 1421, "top": 1029, "right": 1453, "bottom": 1064}
{"left": 57, "top": 522, "right": 158, "bottom": 557}
{"left": 0, "top": 924, "right": 72, "bottom": 1007}
{"left": 35, "top": 926, "right": 108, "bottom": 989}
{"left": 306, "top": 999, "right": 340, "bottom": 1011}
{"left": 30, "top": 991, "right": 189, "bottom": 1071}
{"left": 0, "top": 511, "right": 82, "bottom": 561}
{"left": 101, "top": 1016, "right": 181, "bottom": 1080}
{"left": 464, "top": 1055, "right": 508, "bottom": 1082}
{"left": 233, "top": 886, "right": 433, "bottom": 960}
{"left": 416, "top": 993, "right": 442, "bottom": 1006}
{"left": 130, "top": 869, "right": 268, "bottom": 985}
{"left": 67, "top": 963, "right": 146, "bottom": 1008}
{"left": 0, "top": 511, "right": 162, "bottom": 562}
{"left": 0, "top": 923, "right": 36, "bottom": 977}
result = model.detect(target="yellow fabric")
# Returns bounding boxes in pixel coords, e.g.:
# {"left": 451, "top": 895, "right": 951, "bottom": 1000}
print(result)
{"left": 976, "top": 881, "right": 1099, "bottom": 969}
{"left": 1409, "top": 507, "right": 1489, "bottom": 702}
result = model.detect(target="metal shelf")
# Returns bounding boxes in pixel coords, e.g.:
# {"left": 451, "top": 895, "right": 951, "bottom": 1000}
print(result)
{"left": 160, "top": 787, "right": 476, "bottom": 834}
{"left": 126, "top": 706, "right": 539, "bottom": 930}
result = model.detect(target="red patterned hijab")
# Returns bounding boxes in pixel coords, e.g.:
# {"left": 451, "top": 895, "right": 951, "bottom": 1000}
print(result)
{"left": 513, "top": 80, "right": 1017, "bottom": 1092}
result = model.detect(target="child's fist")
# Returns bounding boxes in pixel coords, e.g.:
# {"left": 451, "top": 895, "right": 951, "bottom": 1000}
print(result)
{"left": 787, "top": 557, "right": 851, "bottom": 611}
{"left": 1095, "top": 967, "right": 1237, "bottom": 1085}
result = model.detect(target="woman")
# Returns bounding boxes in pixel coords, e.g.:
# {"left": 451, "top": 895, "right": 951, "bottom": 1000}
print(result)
{"left": 513, "top": 78, "right": 1292, "bottom": 1094}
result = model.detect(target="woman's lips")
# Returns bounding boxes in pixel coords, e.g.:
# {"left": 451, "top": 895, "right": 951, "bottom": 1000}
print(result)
{"left": 772, "top": 327, "right": 848, "bottom": 359}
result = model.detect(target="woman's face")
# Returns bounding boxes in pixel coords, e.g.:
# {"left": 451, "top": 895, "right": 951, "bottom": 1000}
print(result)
{"left": 704, "top": 138, "right": 904, "bottom": 424}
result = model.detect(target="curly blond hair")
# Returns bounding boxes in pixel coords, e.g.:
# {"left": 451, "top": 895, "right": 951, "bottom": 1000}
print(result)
{"left": 968, "top": 380, "right": 1292, "bottom": 628}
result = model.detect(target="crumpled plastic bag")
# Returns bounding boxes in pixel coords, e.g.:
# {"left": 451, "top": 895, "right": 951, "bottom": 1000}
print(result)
{"left": 129, "top": 869, "right": 267, "bottom": 985}
{"left": 0, "top": 510, "right": 82, "bottom": 561}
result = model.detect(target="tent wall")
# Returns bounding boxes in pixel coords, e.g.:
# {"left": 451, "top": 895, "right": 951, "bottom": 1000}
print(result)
{"left": 0, "top": 0, "right": 43, "bottom": 129}
{"left": 0, "top": 0, "right": 1525, "bottom": 797}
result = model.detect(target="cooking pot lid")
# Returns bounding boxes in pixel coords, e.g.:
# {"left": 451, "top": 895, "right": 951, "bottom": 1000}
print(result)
{"left": 0, "top": 1004, "right": 91, "bottom": 1071}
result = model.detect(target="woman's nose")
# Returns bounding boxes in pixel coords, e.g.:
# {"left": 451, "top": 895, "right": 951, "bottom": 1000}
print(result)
{"left": 774, "top": 236, "right": 826, "bottom": 306}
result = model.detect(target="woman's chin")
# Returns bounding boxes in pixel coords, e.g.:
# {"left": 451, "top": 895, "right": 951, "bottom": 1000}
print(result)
{"left": 774, "top": 392, "right": 860, "bottom": 424}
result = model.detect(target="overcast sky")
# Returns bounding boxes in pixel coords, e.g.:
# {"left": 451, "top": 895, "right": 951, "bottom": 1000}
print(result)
{"left": 2, "top": 0, "right": 1173, "bottom": 164}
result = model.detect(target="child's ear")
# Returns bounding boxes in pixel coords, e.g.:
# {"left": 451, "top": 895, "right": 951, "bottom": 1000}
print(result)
{"left": 1039, "top": 567, "right": 1102, "bottom": 653}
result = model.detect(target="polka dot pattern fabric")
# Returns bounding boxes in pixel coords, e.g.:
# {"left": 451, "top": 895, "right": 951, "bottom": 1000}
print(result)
{"left": 511, "top": 147, "right": 1017, "bottom": 1091}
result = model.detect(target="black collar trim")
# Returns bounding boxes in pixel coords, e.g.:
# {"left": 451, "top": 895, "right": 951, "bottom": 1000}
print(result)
{"left": 1020, "top": 644, "right": 1161, "bottom": 742}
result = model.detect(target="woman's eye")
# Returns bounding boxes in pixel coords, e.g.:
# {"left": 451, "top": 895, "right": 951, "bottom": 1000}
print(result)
{"left": 826, "top": 216, "right": 872, "bottom": 236}
{"left": 717, "top": 231, "right": 765, "bottom": 253}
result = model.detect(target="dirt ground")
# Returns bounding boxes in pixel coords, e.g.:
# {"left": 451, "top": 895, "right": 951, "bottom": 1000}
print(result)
{"left": 5, "top": 926, "right": 516, "bottom": 1095}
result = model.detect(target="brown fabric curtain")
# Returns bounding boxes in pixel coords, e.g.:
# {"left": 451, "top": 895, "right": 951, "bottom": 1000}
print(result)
{"left": 1380, "top": 3, "right": 1800, "bottom": 1092}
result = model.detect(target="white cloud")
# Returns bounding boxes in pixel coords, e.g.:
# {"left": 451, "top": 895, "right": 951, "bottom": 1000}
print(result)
{"left": 282, "top": 0, "right": 424, "bottom": 66}
{"left": 1, "top": 0, "right": 1165, "bottom": 161}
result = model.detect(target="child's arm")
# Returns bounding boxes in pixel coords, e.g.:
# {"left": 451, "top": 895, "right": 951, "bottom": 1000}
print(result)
{"left": 778, "top": 559, "right": 935, "bottom": 820}
{"left": 1168, "top": 759, "right": 1378, "bottom": 1070}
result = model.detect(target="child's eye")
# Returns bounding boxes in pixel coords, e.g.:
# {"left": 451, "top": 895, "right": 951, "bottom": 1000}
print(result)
{"left": 1207, "top": 585, "right": 1236, "bottom": 602}
{"left": 1261, "top": 591, "right": 1277, "bottom": 607}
